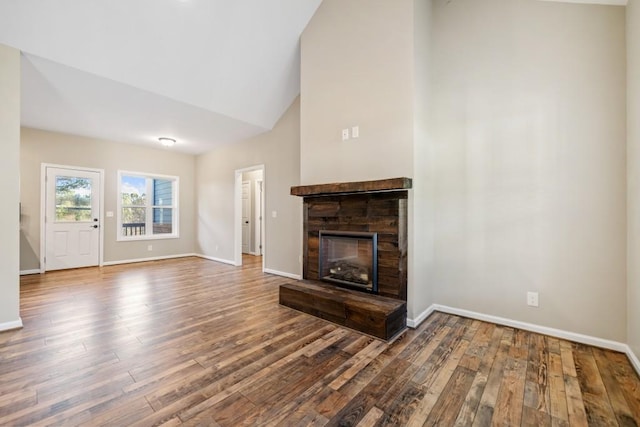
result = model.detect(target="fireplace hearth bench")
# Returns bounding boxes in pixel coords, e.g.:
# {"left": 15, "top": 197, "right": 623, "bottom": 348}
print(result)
{"left": 279, "top": 281, "right": 406, "bottom": 341}
{"left": 282, "top": 177, "right": 411, "bottom": 341}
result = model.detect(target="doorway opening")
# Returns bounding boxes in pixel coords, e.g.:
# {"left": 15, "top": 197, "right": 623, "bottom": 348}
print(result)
{"left": 234, "top": 165, "right": 265, "bottom": 270}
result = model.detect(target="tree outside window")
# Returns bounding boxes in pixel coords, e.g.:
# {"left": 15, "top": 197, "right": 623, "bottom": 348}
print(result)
{"left": 55, "top": 176, "right": 93, "bottom": 222}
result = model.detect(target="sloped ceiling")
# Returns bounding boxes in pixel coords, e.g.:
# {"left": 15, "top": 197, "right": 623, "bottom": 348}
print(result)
{"left": 0, "top": 0, "right": 322, "bottom": 154}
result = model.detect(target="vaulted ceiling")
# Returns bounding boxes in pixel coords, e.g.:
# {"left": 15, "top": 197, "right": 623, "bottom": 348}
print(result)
{"left": 0, "top": 0, "right": 322, "bottom": 154}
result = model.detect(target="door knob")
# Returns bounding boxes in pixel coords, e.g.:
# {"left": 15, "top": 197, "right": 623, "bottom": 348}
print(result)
{"left": 90, "top": 224, "right": 98, "bottom": 229}
{"left": 245, "top": 221, "right": 249, "bottom": 224}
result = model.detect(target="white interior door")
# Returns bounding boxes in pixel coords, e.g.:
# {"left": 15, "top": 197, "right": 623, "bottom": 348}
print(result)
{"left": 255, "top": 180, "right": 263, "bottom": 256}
{"left": 241, "top": 180, "right": 251, "bottom": 254}
{"left": 45, "top": 167, "right": 101, "bottom": 271}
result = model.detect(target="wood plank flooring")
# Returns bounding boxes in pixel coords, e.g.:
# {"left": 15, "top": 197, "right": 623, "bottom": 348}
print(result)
{"left": 1, "top": 255, "right": 639, "bottom": 426}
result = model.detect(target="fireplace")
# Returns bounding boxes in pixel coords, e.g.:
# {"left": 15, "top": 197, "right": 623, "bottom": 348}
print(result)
{"left": 290, "top": 178, "right": 410, "bottom": 299}
{"left": 280, "top": 177, "right": 411, "bottom": 340}
{"left": 319, "top": 231, "right": 378, "bottom": 293}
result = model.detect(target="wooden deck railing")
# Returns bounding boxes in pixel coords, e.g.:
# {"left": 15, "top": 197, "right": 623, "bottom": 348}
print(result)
{"left": 122, "top": 223, "right": 145, "bottom": 236}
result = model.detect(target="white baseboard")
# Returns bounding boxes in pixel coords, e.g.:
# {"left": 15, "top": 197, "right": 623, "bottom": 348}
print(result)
{"left": 626, "top": 346, "right": 640, "bottom": 377}
{"left": 264, "top": 268, "right": 301, "bottom": 280}
{"left": 407, "top": 305, "right": 437, "bottom": 328}
{"left": 20, "top": 269, "right": 41, "bottom": 276}
{"left": 537, "top": 0, "right": 628, "bottom": 7}
{"left": 102, "top": 253, "right": 196, "bottom": 266}
{"left": 433, "top": 304, "right": 628, "bottom": 353}
{"left": 409, "top": 304, "right": 628, "bottom": 354}
{"left": 409, "top": 303, "right": 640, "bottom": 376}
{"left": 195, "top": 254, "right": 236, "bottom": 266}
{"left": 0, "top": 318, "right": 23, "bottom": 332}
{"left": 196, "top": 256, "right": 299, "bottom": 279}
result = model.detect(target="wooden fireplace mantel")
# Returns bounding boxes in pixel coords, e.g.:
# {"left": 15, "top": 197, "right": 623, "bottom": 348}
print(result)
{"left": 290, "top": 177, "right": 412, "bottom": 197}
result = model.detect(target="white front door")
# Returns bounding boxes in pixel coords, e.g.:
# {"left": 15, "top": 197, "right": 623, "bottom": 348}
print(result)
{"left": 45, "top": 167, "right": 101, "bottom": 271}
{"left": 241, "top": 180, "right": 251, "bottom": 254}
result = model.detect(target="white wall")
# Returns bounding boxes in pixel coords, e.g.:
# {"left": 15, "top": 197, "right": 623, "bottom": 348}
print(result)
{"left": 628, "top": 0, "right": 640, "bottom": 359}
{"left": 20, "top": 128, "right": 197, "bottom": 266}
{"left": 430, "top": 0, "right": 627, "bottom": 341}
{"left": 0, "top": 43, "right": 21, "bottom": 329}
{"left": 196, "top": 98, "right": 301, "bottom": 276}
{"left": 410, "top": 0, "right": 435, "bottom": 322}
{"left": 300, "top": 0, "right": 415, "bottom": 185}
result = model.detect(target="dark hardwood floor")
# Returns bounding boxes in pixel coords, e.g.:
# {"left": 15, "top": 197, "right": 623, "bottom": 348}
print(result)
{"left": 1, "top": 255, "right": 639, "bottom": 426}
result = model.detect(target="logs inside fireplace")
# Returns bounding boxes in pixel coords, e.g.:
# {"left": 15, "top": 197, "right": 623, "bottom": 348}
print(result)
{"left": 319, "top": 230, "right": 378, "bottom": 293}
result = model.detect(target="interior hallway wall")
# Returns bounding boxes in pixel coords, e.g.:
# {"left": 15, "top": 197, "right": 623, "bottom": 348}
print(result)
{"left": 196, "top": 98, "right": 301, "bottom": 276}
{"left": 627, "top": 0, "right": 640, "bottom": 359}
{"left": 0, "top": 43, "right": 21, "bottom": 329}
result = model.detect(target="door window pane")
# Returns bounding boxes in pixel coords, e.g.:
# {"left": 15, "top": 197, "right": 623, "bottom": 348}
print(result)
{"left": 55, "top": 176, "right": 92, "bottom": 222}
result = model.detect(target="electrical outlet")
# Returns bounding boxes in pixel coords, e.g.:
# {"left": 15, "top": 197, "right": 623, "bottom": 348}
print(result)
{"left": 527, "top": 291, "right": 539, "bottom": 307}
{"left": 147, "top": 244, "right": 153, "bottom": 251}
{"left": 341, "top": 128, "right": 350, "bottom": 141}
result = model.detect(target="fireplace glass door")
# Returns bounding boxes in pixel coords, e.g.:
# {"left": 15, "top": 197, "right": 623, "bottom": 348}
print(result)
{"left": 318, "top": 231, "right": 378, "bottom": 293}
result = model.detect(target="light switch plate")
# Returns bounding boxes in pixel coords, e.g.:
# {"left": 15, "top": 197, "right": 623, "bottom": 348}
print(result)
{"left": 527, "top": 291, "right": 539, "bottom": 307}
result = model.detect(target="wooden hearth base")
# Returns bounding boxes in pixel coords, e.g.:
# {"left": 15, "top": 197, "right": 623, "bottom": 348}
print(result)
{"left": 279, "top": 281, "right": 406, "bottom": 341}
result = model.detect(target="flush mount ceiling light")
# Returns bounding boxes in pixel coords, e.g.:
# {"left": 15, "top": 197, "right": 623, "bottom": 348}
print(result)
{"left": 158, "top": 137, "right": 176, "bottom": 147}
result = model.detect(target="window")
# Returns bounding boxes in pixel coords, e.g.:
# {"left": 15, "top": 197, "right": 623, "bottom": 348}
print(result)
{"left": 117, "top": 171, "right": 179, "bottom": 240}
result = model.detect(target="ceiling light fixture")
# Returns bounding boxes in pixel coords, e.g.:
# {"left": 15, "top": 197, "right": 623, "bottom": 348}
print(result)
{"left": 158, "top": 137, "right": 176, "bottom": 147}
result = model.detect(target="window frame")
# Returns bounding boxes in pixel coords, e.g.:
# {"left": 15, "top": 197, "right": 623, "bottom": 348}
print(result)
{"left": 116, "top": 170, "right": 180, "bottom": 241}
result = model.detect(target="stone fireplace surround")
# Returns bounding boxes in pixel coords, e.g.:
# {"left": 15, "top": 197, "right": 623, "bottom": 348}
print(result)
{"left": 279, "top": 177, "right": 411, "bottom": 340}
